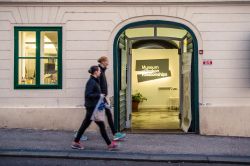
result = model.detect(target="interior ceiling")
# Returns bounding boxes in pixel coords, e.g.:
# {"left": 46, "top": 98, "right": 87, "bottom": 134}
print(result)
{"left": 43, "top": 32, "right": 57, "bottom": 43}
{"left": 132, "top": 39, "right": 179, "bottom": 49}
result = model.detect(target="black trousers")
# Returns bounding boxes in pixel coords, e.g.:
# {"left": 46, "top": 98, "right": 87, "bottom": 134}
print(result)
{"left": 74, "top": 107, "right": 111, "bottom": 145}
{"left": 105, "top": 108, "right": 117, "bottom": 135}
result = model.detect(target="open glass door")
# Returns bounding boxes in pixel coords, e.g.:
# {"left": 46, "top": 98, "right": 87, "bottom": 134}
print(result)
{"left": 126, "top": 39, "right": 132, "bottom": 129}
{"left": 118, "top": 33, "right": 127, "bottom": 131}
{"left": 180, "top": 33, "right": 193, "bottom": 132}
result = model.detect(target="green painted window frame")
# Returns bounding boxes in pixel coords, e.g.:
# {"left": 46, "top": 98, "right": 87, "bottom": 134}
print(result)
{"left": 14, "top": 27, "right": 62, "bottom": 89}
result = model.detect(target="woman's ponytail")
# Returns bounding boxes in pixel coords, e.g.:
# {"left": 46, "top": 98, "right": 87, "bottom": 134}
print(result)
{"left": 88, "top": 65, "right": 99, "bottom": 75}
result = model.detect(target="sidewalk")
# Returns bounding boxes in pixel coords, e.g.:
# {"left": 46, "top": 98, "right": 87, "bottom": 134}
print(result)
{"left": 0, "top": 128, "right": 250, "bottom": 164}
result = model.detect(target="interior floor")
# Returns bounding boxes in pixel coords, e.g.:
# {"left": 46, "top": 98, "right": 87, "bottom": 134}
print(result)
{"left": 131, "top": 108, "right": 180, "bottom": 130}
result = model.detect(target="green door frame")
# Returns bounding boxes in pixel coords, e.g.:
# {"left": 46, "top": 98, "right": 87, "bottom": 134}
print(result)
{"left": 113, "top": 20, "right": 199, "bottom": 133}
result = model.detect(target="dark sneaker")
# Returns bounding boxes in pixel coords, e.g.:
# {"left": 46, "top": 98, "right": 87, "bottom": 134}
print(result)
{"left": 113, "top": 132, "right": 126, "bottom": 141}
{"left": 108, "top": 141, "right": 119, "bottom": 151}
{"left": 71, "top": 142, "right": 84, "bottom": 150}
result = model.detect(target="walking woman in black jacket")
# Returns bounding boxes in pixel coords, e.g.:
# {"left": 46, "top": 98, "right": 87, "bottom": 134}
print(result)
{"left": 71, "top": 65, "right": 118, "bottom": 150}
{"left": 97, "top": 56, "right": 126, "bottom": 141}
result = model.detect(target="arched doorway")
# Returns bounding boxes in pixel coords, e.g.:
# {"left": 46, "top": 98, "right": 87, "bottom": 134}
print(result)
{"left": 113, "top": 20, "right": 199, "bottom": 133}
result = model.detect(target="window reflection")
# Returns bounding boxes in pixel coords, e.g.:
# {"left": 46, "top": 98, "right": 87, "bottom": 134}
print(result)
{"left": 18, "top": 59, "right": 36, "bottom": 85}
{"left": 41, "top": 58, "right": 58, "bottom": 84}
{"left": 18, "top": 31, "right": 36, "bottom": 85}
{"left": 19, "top": 31, "right": 36, "bottom": 57}
{"left": 40, "top": 31, "right": 58, "bottom": 85}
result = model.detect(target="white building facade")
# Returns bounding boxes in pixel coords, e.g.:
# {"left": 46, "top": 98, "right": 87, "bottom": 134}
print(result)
{"left": 0, "top": 0, "right": 250, "bottom": 137}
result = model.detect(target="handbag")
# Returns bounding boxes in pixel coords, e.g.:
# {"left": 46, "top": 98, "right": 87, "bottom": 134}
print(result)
{"left": 91, "top": 95, "right": 105, "bottom": 122}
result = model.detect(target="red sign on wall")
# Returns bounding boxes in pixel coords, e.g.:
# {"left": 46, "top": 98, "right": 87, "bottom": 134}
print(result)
{"left": 203, "top": 60, "right": 212, "bottom": 65}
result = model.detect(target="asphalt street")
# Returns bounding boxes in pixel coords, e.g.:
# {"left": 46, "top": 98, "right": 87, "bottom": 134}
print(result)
{"left": 0, "top": 157, "right": 248, "bottom": 166}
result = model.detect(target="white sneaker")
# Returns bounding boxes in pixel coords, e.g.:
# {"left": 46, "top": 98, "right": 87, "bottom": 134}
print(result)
{"left": 74, "top": 133, "right": 88, "bottom": 141}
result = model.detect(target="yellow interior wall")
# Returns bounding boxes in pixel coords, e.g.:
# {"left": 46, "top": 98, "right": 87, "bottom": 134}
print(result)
{"left": 132, "top": 49, "right": 179, "bottom": 109}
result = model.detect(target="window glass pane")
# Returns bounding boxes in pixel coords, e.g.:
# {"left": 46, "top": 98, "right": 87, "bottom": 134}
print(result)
{"left": 40, "top": 58, "right": 58, "bottom": 85}
{"left": 125, "top": 28, "right": 154, "bottom": 38}
{"left": 157, "top": 27, "right": 187, "bottom": 38}
{"left": 40, "top": 31, "right": 58, "bottom": 57}
{"left": 19, "top": 31, "right": 36, "bottom": 57}
{"left": 18, "top": 59, "right": 36, "bottom": 85}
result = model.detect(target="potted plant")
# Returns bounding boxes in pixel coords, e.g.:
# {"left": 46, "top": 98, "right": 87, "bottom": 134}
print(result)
{"left": 132, "top": 92, "right": 147, "bottom": 112}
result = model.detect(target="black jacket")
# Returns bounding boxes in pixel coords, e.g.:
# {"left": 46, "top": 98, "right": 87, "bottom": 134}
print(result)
{"left": 84, "top": 75, "right": 101, "bottom": 108}
{"left": 98, "top": 64, "right": 108, "bottom": 96}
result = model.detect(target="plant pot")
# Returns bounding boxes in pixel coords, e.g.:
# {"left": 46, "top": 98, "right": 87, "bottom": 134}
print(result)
{"left": 132, "top": 101, "right": 140, "bottom": 112}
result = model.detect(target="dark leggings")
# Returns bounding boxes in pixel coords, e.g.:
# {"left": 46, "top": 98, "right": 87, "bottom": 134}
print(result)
{"left": 105, "top": 108, "right": 117, "bottom": 135}
{"left": 74, "top": 107, "right": 111, "bottom": 145}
